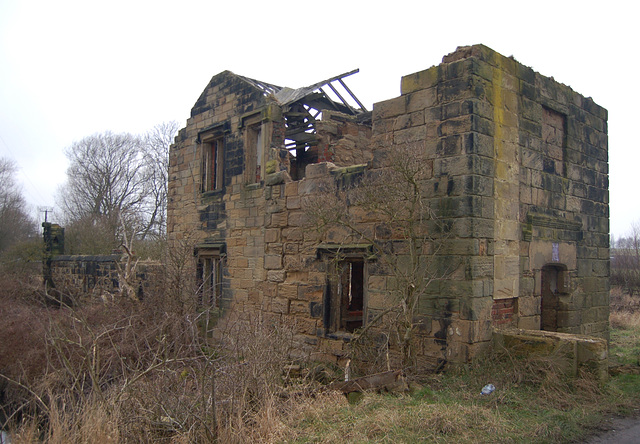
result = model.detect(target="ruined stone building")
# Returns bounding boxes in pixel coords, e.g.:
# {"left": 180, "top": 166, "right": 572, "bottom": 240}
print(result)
{"left": 167, "top": 45, "right": 609, "bottom": 369}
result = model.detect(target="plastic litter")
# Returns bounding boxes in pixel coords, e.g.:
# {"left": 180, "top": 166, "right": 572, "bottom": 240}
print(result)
{"left": 481, "top": 383, "right": 495, "bottom": 395}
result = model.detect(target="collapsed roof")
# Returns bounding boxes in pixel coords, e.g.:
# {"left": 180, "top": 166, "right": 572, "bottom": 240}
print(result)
{"left": 238, "top": 70, "right": 368, "bottom": 152}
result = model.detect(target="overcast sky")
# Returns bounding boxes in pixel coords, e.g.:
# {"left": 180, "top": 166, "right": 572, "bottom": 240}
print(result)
{"left": 0, "top": 0, "right": 636, "bottom": 237}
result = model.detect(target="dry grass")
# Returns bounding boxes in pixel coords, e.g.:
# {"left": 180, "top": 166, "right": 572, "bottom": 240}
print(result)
{"left": 1, "top": 292, "right": 313, "bottom": 443}
{"left": 610, "top": 287, "right": 640, "bottom": 330}
{"left": 0, "top": 261, "right": 303, "bottom": 443}
{"left": 611, "top": 310, "right": 640, "bottom": 330}
{"left": 14, "top": 396, "right": 121, "bottom": 444}
{"left": 274, "top": 351, "right": 609, "bottom": 443}
{"left": 4, "top": 278, "right": 640, "bottom": 443}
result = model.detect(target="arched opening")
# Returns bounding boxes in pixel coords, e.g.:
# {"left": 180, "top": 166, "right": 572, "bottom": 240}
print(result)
{"left": 540, "top": 264, "right": 566, "bottom": 331}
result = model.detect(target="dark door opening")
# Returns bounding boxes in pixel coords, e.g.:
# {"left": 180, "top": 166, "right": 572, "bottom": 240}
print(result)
{"left": 541, "top": 265, "right": 563, "bottom": 331}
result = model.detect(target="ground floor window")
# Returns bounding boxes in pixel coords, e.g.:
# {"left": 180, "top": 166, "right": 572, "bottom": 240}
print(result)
{"left": 318, "top": 245, "right": 370, "bottom": 334}
{"left": 195, "top": 245, "right": 224, "bottom": 308}
{"left": 335, "top": 259, "right": 365, "bottom": 332}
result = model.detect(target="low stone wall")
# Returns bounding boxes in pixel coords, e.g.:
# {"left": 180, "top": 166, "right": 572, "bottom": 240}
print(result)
{"left": 492, "top": 328, "right": 608, "bottom": 381}
{"left": 49, "top": 255, "right": 164, "bottom": 302}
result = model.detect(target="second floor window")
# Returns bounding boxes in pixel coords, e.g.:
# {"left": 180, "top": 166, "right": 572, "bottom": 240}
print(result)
{"left": 244, "top": 119, "right": 264, "bottom": 184}
{"left": 202, "top": 136, "right": 224, "bottom": 192}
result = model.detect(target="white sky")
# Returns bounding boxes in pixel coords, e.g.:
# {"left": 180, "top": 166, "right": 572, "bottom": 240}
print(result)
{"left": 0, "top": 0, "right": 636, "bottom": 237}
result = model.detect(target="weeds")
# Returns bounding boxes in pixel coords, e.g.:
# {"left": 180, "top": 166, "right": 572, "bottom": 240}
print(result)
{"left": 4, "top": 273, "right": 640, "bottom": 443}
{"left": 0, "top": 261, "right": 310, "bottom": 443}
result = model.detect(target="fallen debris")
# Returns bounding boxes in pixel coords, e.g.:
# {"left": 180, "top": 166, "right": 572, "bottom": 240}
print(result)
{"left": 327, "top": 370, "right": 404, "bottom": 394}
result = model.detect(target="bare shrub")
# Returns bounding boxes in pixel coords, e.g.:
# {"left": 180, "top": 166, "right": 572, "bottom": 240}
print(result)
{"left": 304, "top": 143, "right": 456, "bottom": 372}
{"left": 0, "top": 266, "right": 53, "bottom": 418}
{"left": 2, "top": 279, "right": 319, "bottom": 443}
{"left": 611, "top": 224, "right": 640, "bottom": 296}
{"left": 611, "top": 311, "right": 640, "bottom": 330}
{"left": 609, "top": 286, "right": 640, "bottom": 330}
{"left": 1, "top": 223, "right": 313, "bottom": 442}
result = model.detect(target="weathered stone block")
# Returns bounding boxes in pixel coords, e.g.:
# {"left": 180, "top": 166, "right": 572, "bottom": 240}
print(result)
{"left": 401, "top": 66, "right": 440, "bottom": 94}
{"left": 406, "top": 88, "right": 437, "bottom": 112}
{"left": 518, "top": 316, "right": 540, "bottom": 330}
{"left": 286, "top": 195, "right": 301, "bottom": 209}
{"left": 297, "top": 177, "right": 332, "bottom": 195}
{"left": 270, "top": 212, "right": 287, "bottom": 227}
{"left": 289, "top": 300, "right": 308, "bottom": 314}
{"left": 267, "top": 270, "right": 286, "bottom": 282}
{"left": 373, "top": 96, "right": 407, "bottom": 120}
{"left": 278, "top": 283, "right": 298, "bottom": 300}
{"left": 264, "top": 228, "right": 280, "bottom": 243}
{"left": 493, "top": 329, "right": 608, "bottom": 381}
{"left": 264, "top": 255, "right": 283, "bottom": 270}
{"left": 449, "top": 319, "right": 492, "bottom": 344}
{"left": 271, "top": 297, "right": 290, "bottom": 314}
{"left": 394, "top": 125, "right": 427, "bottom": 144}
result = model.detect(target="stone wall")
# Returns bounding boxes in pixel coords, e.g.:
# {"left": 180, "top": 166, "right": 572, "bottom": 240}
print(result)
{"left": 368, "top": 45, "right": 609, "bottom": 362}
{"left": 493, "top": 328, "right": 608, "bottom": 381}
{"left": 167, "top": 44, "right": 609, "bottom": 369}
{"left": 48, "top": 255, "right": 163, "bottom": 302}
{"left": 168, "top": 71, "right": 274, "bottom": 245}
{"left": 316, "top": 110, "right": 373, "bottom": 166}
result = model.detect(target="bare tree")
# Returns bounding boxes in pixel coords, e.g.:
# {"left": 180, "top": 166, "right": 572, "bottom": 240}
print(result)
{"left": 140, "top": 121, "right": 180, "bottom": 239}
{"left": 57, "top": 124, "right": 179, "bottom": 253}
{"left": 58, "top": 132, "right": 146, "bottom": 243}
{"left": 0, "top": 157, "right": 37, "bottom": 254}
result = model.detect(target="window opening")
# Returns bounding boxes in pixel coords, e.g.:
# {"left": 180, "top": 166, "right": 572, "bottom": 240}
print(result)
{"left": 202, "top": 136, "right": 224, "bottom": 191}
{"left": 245, "top": 123, "right": 263, "bottom": 183}
{"left": 339, "top": 260, "right": 364, "bottom": 332}
{"left": 196, "top": 253, "right": 222, "bottom": 308}
{"left": 324, "top": 257, "right": 365, "bottom": 333}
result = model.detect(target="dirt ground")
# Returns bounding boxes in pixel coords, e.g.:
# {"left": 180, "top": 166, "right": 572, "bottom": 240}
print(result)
{"left": 584, "top": 412, "right": 640, "bottom": 443}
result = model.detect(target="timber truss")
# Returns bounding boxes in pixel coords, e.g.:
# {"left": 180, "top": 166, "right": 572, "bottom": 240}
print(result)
{"left": 240, "top": 70, "right": 367, "bottom": 157}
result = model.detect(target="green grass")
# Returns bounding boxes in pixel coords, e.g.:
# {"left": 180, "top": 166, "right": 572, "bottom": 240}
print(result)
{"left": 611, "top": 328, "right": 640, "bottom": 365}
{"left": 283, "top": 317, "right": 640, "bottom": 444}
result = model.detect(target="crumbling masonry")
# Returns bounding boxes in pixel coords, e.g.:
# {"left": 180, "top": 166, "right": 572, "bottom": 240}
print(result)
{"left": 167, "top": 45, "right": 609, "bottom": 369}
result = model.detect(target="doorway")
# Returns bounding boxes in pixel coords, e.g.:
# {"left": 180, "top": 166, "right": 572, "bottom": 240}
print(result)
{"left": 540, "top": 265, "right": 565, "bottom": 331}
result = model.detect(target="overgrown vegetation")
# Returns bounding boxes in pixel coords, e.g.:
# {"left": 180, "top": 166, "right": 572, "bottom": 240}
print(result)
{"left": 611, "top": 223, "right": 640, "bottom": 296}
{"left": 0, "top": 157, "right": 38, "bottom": 259}
{"left": 286, "top": 294, "right": 640, "bottom": 443}
{"left": 304, "top": 143, "right": 454, "bottom": 372}
{"left": 0, "top": 261, "right": 312, "bottom": 443}
{"left": 3, "top": 256, "right": 640, "bottom": 444}
{"left": 57, "top": 122, "right": 180, "bottom": 256}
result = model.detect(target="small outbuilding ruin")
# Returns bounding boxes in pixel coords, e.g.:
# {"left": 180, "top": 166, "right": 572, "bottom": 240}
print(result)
{"left": 167, "top": 44, "right": 609, "bottom": 370}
